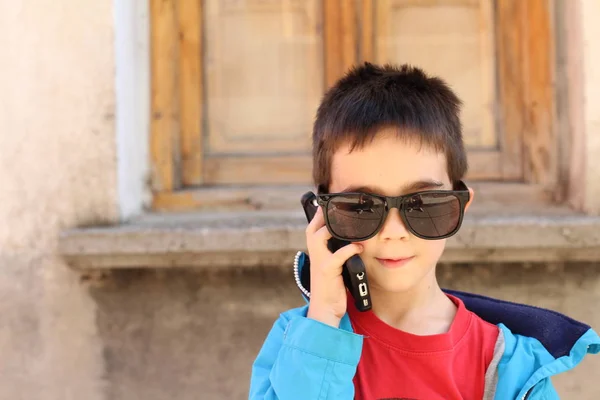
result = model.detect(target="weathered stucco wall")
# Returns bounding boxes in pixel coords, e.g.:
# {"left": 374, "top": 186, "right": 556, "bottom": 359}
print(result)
{"left": 0, "top": 1, "right": 117, "bottom": 399}
{"left": 566, "top": 0, "right": 600, "bottom": 214}
{"left": 581, "top": 0, "right": 600, "bottom": 214}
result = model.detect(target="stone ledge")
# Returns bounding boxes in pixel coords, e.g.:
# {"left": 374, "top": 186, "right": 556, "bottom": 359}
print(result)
{"left": 59, "top": 209, "right": 600, "bottom": 269}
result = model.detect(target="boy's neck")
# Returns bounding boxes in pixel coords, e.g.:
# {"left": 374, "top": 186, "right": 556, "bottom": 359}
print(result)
{"left": 369, "top": 273, "right": 457, "bottom": 336}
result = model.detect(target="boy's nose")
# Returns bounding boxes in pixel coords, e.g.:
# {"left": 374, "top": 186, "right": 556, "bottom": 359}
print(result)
{"left": 379, "top": 208, "right": 410, "bottom": 241}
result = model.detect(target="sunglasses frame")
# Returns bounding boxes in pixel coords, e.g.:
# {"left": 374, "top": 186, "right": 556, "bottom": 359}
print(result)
{"left": 315, "top": 180, "right": 471, "bottom": 241}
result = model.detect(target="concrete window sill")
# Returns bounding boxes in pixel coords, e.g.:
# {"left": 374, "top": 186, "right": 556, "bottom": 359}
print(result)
{"left": 59, "top": 206, "right": 600, "bottom": 270}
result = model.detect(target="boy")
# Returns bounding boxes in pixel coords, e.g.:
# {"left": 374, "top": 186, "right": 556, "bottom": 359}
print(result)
{"left": 249, "top": 63, "right": 599, "bottom": 399}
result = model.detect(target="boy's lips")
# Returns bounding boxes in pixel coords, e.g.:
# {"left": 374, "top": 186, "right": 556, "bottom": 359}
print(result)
{"left": 376, "top": 256, "right": 415, "bottom": 269}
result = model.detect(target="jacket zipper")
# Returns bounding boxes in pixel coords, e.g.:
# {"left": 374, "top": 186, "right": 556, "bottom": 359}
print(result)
{"left": 293, "top": 251, "right": 311, "bottom": 298}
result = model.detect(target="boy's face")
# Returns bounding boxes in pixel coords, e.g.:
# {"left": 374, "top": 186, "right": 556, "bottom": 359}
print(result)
{"left": 329, "top": 129, "right": 473, "bottom": 295}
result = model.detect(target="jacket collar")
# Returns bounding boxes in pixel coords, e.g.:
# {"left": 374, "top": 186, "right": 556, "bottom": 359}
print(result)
{"left": 444, "top": 289, "right": 599, "bottom": 359}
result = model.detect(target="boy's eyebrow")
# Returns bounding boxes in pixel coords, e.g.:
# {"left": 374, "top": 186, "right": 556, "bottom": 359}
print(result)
{"left": 341, "top": 180, "right": 445, "bottom": 194}
{"left": 402, "top": 180, "right": 445, "bottom": 193}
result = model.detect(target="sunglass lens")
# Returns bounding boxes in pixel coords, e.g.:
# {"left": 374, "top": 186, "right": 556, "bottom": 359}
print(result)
{"left": 403, "top": 193, "right": 461, "bottom": 238}
{"left": 326, "top": 194, "right": 385, "bottom": 240}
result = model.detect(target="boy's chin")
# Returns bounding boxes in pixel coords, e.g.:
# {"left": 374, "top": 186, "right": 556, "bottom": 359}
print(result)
{"left": 367, "top": 265, "right": 436, "bottom": 294}
{"left": 375, "top": 281, "right": 423, "bottom": 294}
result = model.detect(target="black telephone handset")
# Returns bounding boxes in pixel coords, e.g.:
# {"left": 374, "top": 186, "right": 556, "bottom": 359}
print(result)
{"left": 301, "top": 192, "right": 372, "bottom": 312}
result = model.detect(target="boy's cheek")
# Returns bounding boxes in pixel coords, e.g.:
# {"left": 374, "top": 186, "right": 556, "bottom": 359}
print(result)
{"left": 355, "top": 238, "right": 378, "bottom": 257}
{"left": 420, "top": 239, "right": 447, "bottom": 262}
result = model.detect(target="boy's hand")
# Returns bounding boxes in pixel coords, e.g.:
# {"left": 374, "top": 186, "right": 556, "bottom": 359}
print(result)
{"left": 305, "top": 207, "right": 364, "bottom": 328}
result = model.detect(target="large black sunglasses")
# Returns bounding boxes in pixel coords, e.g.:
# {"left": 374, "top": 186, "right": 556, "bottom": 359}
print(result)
{"left": 315, "top": 181, "right": 470, "bottom": 241}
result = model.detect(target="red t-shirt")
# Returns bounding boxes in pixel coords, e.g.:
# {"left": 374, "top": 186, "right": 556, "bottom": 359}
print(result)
{"left": 347, "top": 294, "right": 499, "bottom": 400}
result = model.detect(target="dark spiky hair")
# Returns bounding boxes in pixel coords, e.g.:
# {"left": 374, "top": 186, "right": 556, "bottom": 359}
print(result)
{"left": 312, "top": 62, "right": 467, "bottom": 192}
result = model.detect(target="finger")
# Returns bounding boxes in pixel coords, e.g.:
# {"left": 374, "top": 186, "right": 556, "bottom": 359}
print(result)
{"left": 313, "top": 224, "right": 332, "bottom": 247}
{"left": 305, "top": 206, "right": 325, "bottom": 235}
{"left": 329, "top": 242, "right": 363, "bottom": 268}
{"left": 306, "top": 225, "right": 333, "bottom": 263}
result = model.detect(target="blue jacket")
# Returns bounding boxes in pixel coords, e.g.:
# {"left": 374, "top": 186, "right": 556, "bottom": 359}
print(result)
{"left": 249, "top": 254, "right": 600, "bottom": 399}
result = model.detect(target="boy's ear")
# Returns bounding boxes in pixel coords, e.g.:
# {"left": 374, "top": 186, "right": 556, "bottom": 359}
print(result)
{"left": 465, "top": 187, "right": 475, "bottom": 212}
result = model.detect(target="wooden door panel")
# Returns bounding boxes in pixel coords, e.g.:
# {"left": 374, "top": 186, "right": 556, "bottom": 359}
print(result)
{"left": 196, "top": 0, "right": 527, "bottom": 185}
{"left": 374, "top": 0, "right": 496, "bottom": 150}
{"left": 204, "top": 0, "right": 323, "bottom": 155}
{"left": 203, "top": 155, "right": 312, "bottom": 184}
